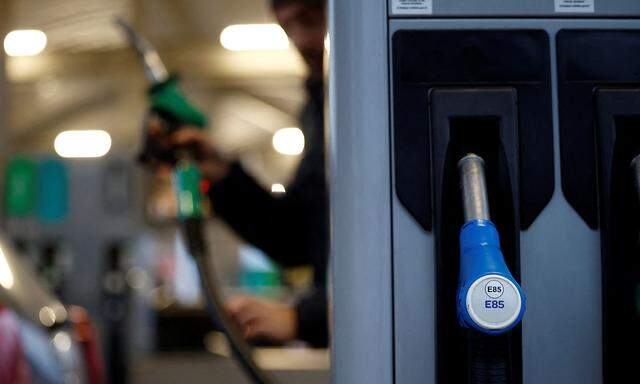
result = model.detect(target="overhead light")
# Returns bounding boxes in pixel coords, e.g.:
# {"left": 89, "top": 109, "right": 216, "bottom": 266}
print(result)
{"left": 271, "top": 184, "right": 286, "bottom": 194}
{"left": 52, "top": 331, "right": 72, "bottom": 353}
{"left": 272, "top": 127, "right": 305, "bottom": 156}
{"left": 220, "top": 24, "right": 289, "bottom": 51}
{"left": 4, "top": 30, "right": 47, "bottom": 57}
{"left": 54, "top": 130, "right": 112, "bottom": 158}
{"left": 39, "top": 306, "right": 57, "bottom": 327}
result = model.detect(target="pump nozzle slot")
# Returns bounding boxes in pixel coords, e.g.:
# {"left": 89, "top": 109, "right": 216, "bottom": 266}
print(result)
{"left": 595, "top": 91, "right": 640, "bottom": 382}
{"left": 430, "top": 89, "right": 523, "bottom": 384}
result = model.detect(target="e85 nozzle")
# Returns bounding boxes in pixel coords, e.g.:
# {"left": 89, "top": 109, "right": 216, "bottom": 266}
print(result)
{"left": 456, "top": 154, "right": 525, "bottom": 335}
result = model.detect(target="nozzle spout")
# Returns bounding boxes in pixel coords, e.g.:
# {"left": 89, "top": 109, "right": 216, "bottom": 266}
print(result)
{"left": 459, "top": 154, "right": 490, "bottom": 222}
{"left": 114, "top": 18, "right": 169, "bottom": 84}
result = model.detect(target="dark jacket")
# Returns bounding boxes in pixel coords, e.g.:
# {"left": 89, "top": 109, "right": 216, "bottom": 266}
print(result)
{"left": 209, "top": 80, "right": 328, "bottom": 347}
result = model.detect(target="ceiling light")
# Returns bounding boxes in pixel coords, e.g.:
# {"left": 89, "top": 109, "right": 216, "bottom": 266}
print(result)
{"left": 271, "top": 184, "right": 286, "bottom": 194}
{"left": 272, "top": 127, "right": 305, "bottom": 156}
{"left": 54, "top": 130, "right": 112, "bottom": 158}
{"left": 52, "top": 331, "right": 72, "bottom": 352}
{"left": 4, "top": 30, "right": 47, "bottom": 57}
{"left": 220, "top": 24, "right": 289, "bottom": 51}
{"left": 39, "top": 306, "right": 56, "bottom": 327}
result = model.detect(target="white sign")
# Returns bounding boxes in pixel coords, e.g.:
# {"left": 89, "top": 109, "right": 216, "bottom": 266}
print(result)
{"left": 391, "top": 0, "right": 433, "bottom": 15}
{"left": 555, "top": 0, "right": 595, "bottom": 13}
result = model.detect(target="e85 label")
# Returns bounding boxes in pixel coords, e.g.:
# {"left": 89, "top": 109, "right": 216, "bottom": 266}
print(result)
{"left": 485, "top": 300, "right": 505, "bottom": 309}
{"left": 467, "top": 275, "right": 523, "bottom": 330}
{"left": 485, "top": 280, "right": 504, "bottom": 298}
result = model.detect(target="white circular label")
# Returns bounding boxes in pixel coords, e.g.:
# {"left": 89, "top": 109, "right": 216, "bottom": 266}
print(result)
{"left": 466, "top": 274, "right": 522, "bottom": 330}
{"left": 485, "top": 280, "right": 504, "bottom": 299}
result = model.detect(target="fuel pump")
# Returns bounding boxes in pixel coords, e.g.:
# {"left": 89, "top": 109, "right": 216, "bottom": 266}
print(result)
{"left": 329, "top": 1, "right": 640, "bottom": 384}
{"left": 115, "top": 19, "right": 273, "bottom": 384}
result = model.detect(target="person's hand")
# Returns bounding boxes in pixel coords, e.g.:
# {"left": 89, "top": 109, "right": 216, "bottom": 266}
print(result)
{"left": 225, "top": 294, "right": 298, "bottom": 344}
{"left": 168, "top": 127, "right": 230, "bottom": 182}
{"left": 145, "top": 115, "right": 230, "bottom": 182}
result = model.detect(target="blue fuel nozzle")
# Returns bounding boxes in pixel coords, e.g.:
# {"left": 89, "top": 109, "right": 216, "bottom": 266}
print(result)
{"left": 456, "top": 154, "right": 525, "bottom": 335}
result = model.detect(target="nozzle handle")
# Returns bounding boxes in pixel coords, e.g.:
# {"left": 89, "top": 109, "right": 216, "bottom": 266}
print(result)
{"left": 456, "top": 154, "right": 525, "bottom": 334}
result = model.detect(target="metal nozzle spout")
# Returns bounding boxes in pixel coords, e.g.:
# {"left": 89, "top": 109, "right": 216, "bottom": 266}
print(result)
{"left": 459, "top": 154, "right": 490, "bottom": 222}
{"left": 114, "top": 18, "right": 169, "bottom": 84}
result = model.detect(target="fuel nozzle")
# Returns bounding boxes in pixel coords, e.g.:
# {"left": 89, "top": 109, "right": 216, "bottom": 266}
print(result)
{"left": 456, "top": 154, "right": 525, "bottom": 334}
{"left": 114, "top": 18, "right": 207, "bottom": 166}
{"left": 114, "top": 18, "right": 169, "bottom": 84}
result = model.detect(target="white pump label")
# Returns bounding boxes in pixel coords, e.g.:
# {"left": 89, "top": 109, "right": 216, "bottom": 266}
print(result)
{"left": 466, "top": 274, "right": 522, "bottom": 330}
{"left": 391, "top": 0, "right": 433, "bottom": 15}
{"left": 555, "top": 0, "right": 595, "bottom": 13}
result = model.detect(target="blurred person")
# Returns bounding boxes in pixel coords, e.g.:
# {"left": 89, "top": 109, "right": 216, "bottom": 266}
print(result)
{"left": 146, "top": 0, "right": 328, "bottom": 347}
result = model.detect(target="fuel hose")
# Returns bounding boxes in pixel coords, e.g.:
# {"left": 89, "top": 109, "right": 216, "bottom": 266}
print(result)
{"left": 175, "top": 160, "right": 274, "bottom": 384}
{"left": 181, "top": 218, "right": 274, "bottom": 384}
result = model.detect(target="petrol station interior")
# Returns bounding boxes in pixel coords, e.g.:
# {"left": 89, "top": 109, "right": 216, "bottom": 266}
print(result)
{"left": 0, "top": 0, "right": 327, "bottom": 383}
{"left": 3, "top": 1, "right": 640, "bottom": 384}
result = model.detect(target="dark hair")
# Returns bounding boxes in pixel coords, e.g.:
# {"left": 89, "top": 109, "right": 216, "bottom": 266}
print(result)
{"left": 272, "top": 0, "right": 325, "bottom": 8}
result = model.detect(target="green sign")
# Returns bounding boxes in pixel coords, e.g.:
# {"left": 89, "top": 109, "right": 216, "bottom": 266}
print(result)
{"left": 5, "top": 156, "right": 37, "bottom": 217}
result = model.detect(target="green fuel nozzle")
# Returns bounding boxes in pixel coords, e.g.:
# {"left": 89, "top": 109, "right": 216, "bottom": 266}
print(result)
{"left": 114, "top": 18, "right": 207, "bottom": 165}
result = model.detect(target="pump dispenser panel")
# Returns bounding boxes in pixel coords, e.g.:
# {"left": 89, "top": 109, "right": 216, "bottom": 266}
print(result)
{"left": 392, "top": 31, "right": 555, "bottom": 383}
{"left": 331, "top": 1, "right": 640, "bottom": 383}
{"left": 430, "top": 88, "right": 524, "bottom": 384}
{"left": 557, "top": 30, "right": 640, "bottom": 384}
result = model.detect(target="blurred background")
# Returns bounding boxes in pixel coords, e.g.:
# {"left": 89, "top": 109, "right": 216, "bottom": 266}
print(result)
{"left": 0, "top": 0, "right": 329, "bottom": 383}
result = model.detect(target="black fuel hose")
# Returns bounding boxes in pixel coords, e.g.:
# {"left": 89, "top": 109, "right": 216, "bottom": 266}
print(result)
{"left": 180, "top": 218, "right": 274, "bottom": 384}
{"left": 468, "top": 331, "right": 510, "bottom": 384}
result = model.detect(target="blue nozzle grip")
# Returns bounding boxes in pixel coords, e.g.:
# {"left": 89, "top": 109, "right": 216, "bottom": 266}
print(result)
{"left": 456, "top": 220, "right": 525, "bottom": 335}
